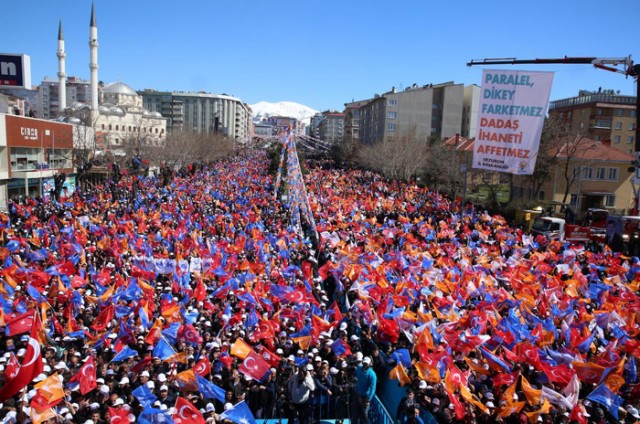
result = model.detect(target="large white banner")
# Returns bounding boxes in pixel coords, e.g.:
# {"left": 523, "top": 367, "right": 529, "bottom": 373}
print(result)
{"left": 473, "top": 70, "right": 554, "bottom": 175}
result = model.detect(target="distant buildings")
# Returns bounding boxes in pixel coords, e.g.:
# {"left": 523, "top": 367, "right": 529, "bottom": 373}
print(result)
{"left": 37, "top": 76, "right": 92, "bottom": 119}
{"left": 344, "top": 82, "right": 465, "bottom": 145}
{"left": 548, "top": 89, "right": 637, "bottom": 153}
{"left": 140, "top": 90, "right": 251, "bottom": 142}
{"left": 309, "top": 111, "right": 344, "bottom": 145}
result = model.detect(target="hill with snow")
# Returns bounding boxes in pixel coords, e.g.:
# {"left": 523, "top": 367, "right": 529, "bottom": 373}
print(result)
{"left": 250, "top": 101, "right": 319, "bottom": 125}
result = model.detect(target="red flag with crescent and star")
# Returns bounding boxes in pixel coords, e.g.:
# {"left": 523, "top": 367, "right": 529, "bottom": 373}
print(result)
{"left": 0, "top": 312, "right": 44, "bottom": 402}
{"left": 239, "top": 350, "right": 270, "bottom": 381}
{"left": 193, "top": 356, "right": 211, "bottom": 377}
{"left": 173, "top": 396, "right": 205, "bottom": 424}
{"left": 108, "top": 406, "right": 131, "bottom": 424}
{"left": 70, "top": 356, "right": 97, "bottom": 395}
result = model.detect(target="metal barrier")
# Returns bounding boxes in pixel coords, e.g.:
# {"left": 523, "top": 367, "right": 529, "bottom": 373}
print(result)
{"left": 370, "top": 394, "right": 396, "bottom": 424}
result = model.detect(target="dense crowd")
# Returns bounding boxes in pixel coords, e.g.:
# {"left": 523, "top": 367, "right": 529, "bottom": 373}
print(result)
{"left": 0, "top": 149, "right": 638, "bottom": 424}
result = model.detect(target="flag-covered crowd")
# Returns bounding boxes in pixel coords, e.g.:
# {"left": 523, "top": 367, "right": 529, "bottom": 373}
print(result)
{"left": 0, "top": 146, "right": 639, "bottom": 424}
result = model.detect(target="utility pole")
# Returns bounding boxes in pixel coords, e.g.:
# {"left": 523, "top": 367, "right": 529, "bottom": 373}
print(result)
{"left": 467, "top": 56, "right": 640, "bottom": 214}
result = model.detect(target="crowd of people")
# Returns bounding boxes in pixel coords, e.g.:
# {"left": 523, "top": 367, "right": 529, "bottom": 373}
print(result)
{"left": 0, "top": 149, "right": 638, "bottom": 424}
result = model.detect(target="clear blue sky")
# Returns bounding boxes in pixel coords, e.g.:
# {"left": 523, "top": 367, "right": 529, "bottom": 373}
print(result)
{"left": 2, "top": 0, "right": 639, "bottom": 112}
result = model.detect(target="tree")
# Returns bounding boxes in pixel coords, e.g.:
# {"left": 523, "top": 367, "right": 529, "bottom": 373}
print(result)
{"left": 161, "top": 130, "right": 235, "bottom": 170}
{"left": 355, "top": 128, "right": 430, "bottom": 180}
{"left": 423, "top": 138, "right": 467, "bottom": 196}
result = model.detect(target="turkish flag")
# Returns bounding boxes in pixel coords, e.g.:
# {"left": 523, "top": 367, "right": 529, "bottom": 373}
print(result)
{"left": 193, "top": 357, "right": 211, "bottom": 377}
{"left": 173, "top": 396, "right": 205, "bottom": 424}
{"left": 0, "top": 312, "right": 44, "bottom": 402}
{"left": 239, "top": 351, "right": 270, "bottom": 381}
{"left": 108, "top": 406, "right": 131, "bottom": 424}
{"left": 253, "top": 319, "right": 275, "bottom": 341}
{"left": 4, "top": 310, "right": 35, "bottom": 336}
{"left": 3, "top": 353, "right": 20, "bottom": 382}
{"left": 256, "top": 345, "right": 282, "bottom": 368}
{"left": 91, "top": 304, "right": 114, "bottom": 331}
{"left": 71, "top": 356, "right": 97, "bottom": 395}
{"left": 193, "top": 279, "right": 207, "bottom": 302}
{"left": 178, "top": 324, "right": 203, "bottom": 345}
{"left": 569, "top": 404, "right": 589, "bottom": 424}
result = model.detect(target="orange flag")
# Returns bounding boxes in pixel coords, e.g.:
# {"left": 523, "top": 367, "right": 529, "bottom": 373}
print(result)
{"left": 521, "top": 375, "right": 542, "bottom": 406}
{"left": 175, "top": 369, "right": 198, "bottom": 391}
{"left": 388, "top": 363, "right": 411, "bottom": 387}
{"left": 524, "top": 399, "right": 552, "bottom": 423}
{"left": 230, "top": 338, "right": 253, "bottom": 359}
{"left": 460, "top": 384, "right": 488, "bottom": 414}
{"left": 34, "top": 372, "right": 64, "bottom": 404}
{"left": 414, "top": 361, "right": 441, "bottom": 383}
{"left": 292, "top": 335, "right": 312, "bottom": 350}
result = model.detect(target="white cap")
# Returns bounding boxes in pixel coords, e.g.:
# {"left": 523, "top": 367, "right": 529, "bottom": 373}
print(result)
{"left": 206, "top": 403, "right": 215, "bottom": 413}
{"left": 113, "top": 398, "right": 124, "bottom": 406}
{"left": 306, "top": 364, "right": 314, "bottom": 371}
{"left": 90, "top": 402, "right": 100, "bottom": 410}
{"left": 330, "top": 367, "right": 339, "bottom": 375}
{"left": 99, "top": 385, "right": 110, "bottom": 395}
{"left": 339, "top": 322, "right": 347, "bottom": 331}
{"left": 160, "top": 385, "right": 168, "bottom": 391}
{"left": 141, "top": 371, "right": 150, "bottom": 377}
{"left": 350, "top": 335, "right": 359, "bottom": 341}
{"left": 224, "top": 403, "right": 233, "bottom": 411}
{"left": 363, "top": 357, "right": 372, "bottom": 365}
{"left": 147, "top": 381, "right": 155, "bottom": 389}
{"left": 355, "top": 352, "right": 363, "bottom": 361}
{"left": 158, "top": 373, "right": 167, "bottom": 382}
{"left": 418, "top": 380, "right": 427, "bottom": 389}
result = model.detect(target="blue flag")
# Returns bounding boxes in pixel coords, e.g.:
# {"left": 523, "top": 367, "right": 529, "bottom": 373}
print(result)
{"left": 480, "top": 347, "right": 512, "bottom": 373}
{"left": 153, "top": 336, "right": 176, "bottom": 360}
{"left": 220, "top": 401, "right": 257, "bottom": 424}
{"left": 132, "top": 384, "right": 158, "bottom": 407}
{"left": 196, "top": 374, "right": 226, "bottom": 402}
{"left": 331, "top": 339, "right": 348, "bottom": 356}
{"left": 138, "top": 406, "right": 174, "bottom": 424}
{"left": 111, "top": 346, "right": 138, "bottom": 363}
{"left": 391, "top": 348, "right": 412, "bottom": 369}
{"left": 587, "top": 384, "right": 623, "bottom": 420}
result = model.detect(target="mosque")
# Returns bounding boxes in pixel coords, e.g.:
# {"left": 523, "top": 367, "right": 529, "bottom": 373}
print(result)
{"left": 56, "top": 3, "right": 166, "bottom": 152}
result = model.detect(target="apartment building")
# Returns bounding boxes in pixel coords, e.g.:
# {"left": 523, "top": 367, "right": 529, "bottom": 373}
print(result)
{"left": 141, "top": 90, "right": 251, "bottom": 142}
{"left": 548, "top": 89, "right": 637, "bottom": 154}
{"left": 354, "top": 82, "right": 464, "bottom": 145}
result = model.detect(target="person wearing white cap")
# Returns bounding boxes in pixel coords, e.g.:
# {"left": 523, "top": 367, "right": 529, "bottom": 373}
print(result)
{"left": 287, "top": 363, "right": 316, "bottom": 423}
{"left": 353, "top": 357, "right": 376, "bottom": 424}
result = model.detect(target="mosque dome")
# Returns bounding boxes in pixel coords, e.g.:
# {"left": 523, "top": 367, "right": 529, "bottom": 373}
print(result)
{"left": 102, "top": 81, "right": 138, "bottom": 96}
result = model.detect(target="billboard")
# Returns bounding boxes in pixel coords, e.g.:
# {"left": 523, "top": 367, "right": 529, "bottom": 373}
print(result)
{"left": 5, "top": 115, "right": 73, "bottom": 149}
{"left": 43, "top": 175, "right": 76, "bottom": 200}
{"left": 0, "top": 54, "right": 31, "bottom": 89}
{"left": 473, "top": 69, "right": 554, "bottom": 175}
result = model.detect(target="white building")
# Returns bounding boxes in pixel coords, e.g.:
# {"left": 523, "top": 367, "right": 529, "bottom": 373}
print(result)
{"left": 141, "top": 90, "right": 251, "bottom": 143}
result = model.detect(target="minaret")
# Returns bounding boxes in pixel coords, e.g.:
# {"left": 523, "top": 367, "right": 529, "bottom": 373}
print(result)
{"left": 57, "top": 19, "right": 67, "bottom": 113}
{"left": 89, "top": 1, "right": 99, "bottom": 110}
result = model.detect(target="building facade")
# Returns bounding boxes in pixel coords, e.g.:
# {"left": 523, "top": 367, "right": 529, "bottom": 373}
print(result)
{"left": 342, "top": 100, "right": 367, "bottom": 144}
{"left": 356, "top": 82, "right": 464, "bottom": 145}
{"left": 141, "top": 91, "right": 251, "bottom": 142}
{"left": 318, "top": 112, "right": 344, "bottom": 145}
{"left": 0, "top": 113, "right": 75, "bottom": 207}
{"left": 462, "top": 85, "right": 480, "bottom": 139}
{"left": 37, "top": 77, "right": 92, "bottom": 119}
{"left": 548, "top": 89, "right": 637, "bottom": 154}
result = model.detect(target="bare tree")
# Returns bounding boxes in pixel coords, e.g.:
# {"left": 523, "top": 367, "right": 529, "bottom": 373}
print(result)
{"left": 356, "top": 128, "right": 430, "bottom": 180}
{"left": 161, "top": 130, "right": 236, "bottom": 170}
{"left": 423, "top": 138, "right": 467, "bottom": 196}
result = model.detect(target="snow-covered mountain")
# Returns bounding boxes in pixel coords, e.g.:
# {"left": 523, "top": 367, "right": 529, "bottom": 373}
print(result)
{"left": 250, "top": 101, "right": 319, "bottom": 125}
